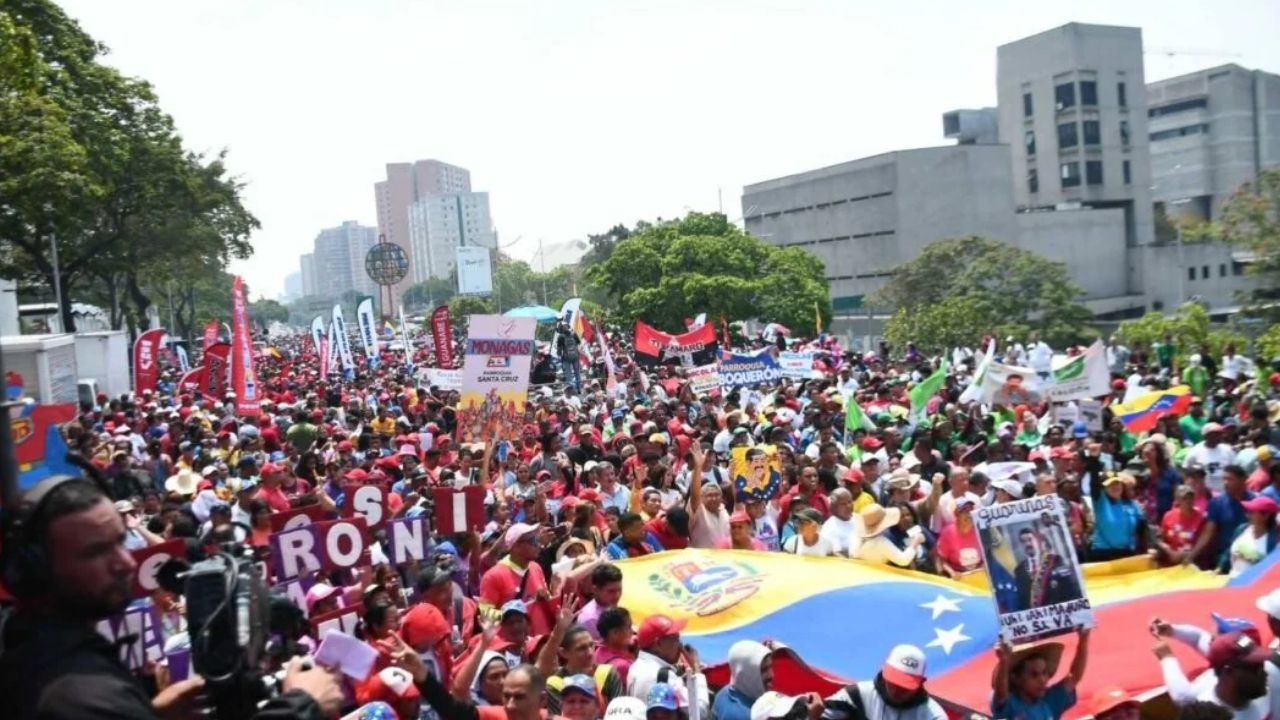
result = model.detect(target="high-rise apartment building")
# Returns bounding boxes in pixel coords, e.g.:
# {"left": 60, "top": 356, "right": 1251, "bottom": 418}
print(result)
{"left": 311, "top": 221, "right": 378, "bottom": 299}
{"left": 407, "top": 192, "right": 497, "bottom": 281}
{"left": 300, "top": 253, "right": 318, "bottom": 297}
{"left": 373, "top": 160, "right": 473, "bottom": 296}
{"left": 282, "top": 272, "right": 303, "bottom": 301}
{"left": 1147, "top": 65, "right": 1280, "bottom": 221}
{"left": 997, "top": 23, "right": 1155, "bottom": 249}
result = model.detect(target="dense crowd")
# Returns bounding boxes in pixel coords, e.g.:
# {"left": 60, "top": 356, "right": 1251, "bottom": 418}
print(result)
{"left": 4, "top": 320, "right": 1280, "bottom": 720}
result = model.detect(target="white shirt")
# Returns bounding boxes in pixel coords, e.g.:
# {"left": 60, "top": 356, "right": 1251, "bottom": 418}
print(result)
{"left": 1223, "top": 354, "right": 1256, "bottom": 381}
{"left": 689, "top": 503, "right": 730, "bottom": 548}
{"left": 1028, "top": 342, "right": 1053, "bottom": 374}
{"left": 627, "top": 650, "right": 709, "bottom": 719}
{"left": 930, "top": 491, "right": 982, "bottom": 534}
{"left": 782, "top": 534, "right": 835, "bottom": 556}
{"left": 1183, "top": 443, "right": 1238, "bottom": 493}
{"left": 820, "top": 515, "right": 862, "bottom": 556}
{"left": 712, "top": 429, "right": 733, "bottom": 455}
{"left": 1160, "top": 657, "right": 1271, "bottom": 720}
{"left": 853, "top": 534, "right": 917, "bottom": 568}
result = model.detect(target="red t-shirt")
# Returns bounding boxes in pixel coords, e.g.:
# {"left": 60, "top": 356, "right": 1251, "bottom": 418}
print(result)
{"left": 479, "top": 559, "right": 548, "bottom": 609}
{"left": 1161, "top": 508, "right": 1206, "bottom": 552}
{"left": 936, "top": 524, "right": 984, "bottom": 572}
{"left": 646, "top": 517, "right": 689, "bottom": 550}
{"left": 256, "top": 484, "right": 292, "bottom": 513}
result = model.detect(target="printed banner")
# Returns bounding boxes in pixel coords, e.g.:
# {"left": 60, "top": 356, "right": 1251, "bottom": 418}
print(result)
{"left": 729, "top": 445, "right": 783, "bottom": 502}
{"left": 177, "top": 367, "right": 203, "bottom": 391}
{"left": 1079, "top": 398, "right": 1104, "bottom": 432}
{"left": 456, "top": 246, "right": 493, "bottom": 295}
{"left": 399, "top": 305, "right": 415, "bottom": 370}
{"left": 634, "top": 320, "right": 718, "bottom": 367}
{"left": 968, "top": 360, "right": 1044, "bottom": 406}
{"left": 431, "top": 486, "right": 486, "bottom": 533}
{"left": 974, "top": 496, "right": 1093, "bottom": 644}
{"left": 719, "top": 352, "right": 783, "bottom": 389}
{"left": 779, "top": 351, "right": 820, "bottom": 380}
{"left": 431, "top": 305, "right": 453, "bottom": 368}
{"left": 200, "top": 342, "right": 231, "bottom": 402}
{"left": 133, "top": 328, "right": 167, "bottom": 396}
{"left": 456, "top": 315, "right": 536, "bottom": 444}
{"left": 356, "top": 296, "right": 379, "bottom": 369}
{"left": 332, "top": 304, "right": 355, "bottom": 372}
{"left": 202, "top": 319, "right": 221, "bottom": 351}
{"left": 422, "top": 367, "right": 463, "bottom": 392}
{"left": 688, "top": 364, "right": 722, "bottom": 397}
{"left": 96, "top": 600, "right": 165, "bottom": 671}
{"left": 230, "top": 276, "right": 260, "bottom": 416}
{"left": 310, "top": 315, "right": 326, "bottom": 356}
{"left": 1044, "top": 340, "right": 1111, "bottom": 402}
{"left": 12, "top": 402, "right": 78, "bottom": 490}
{"left": 174, "top": 345, "right": 190, "bottom": 372}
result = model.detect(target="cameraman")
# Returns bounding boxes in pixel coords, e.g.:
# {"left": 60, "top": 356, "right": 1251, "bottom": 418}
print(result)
{"left": 555, "top": 317, "right": 582, "bottom": 393}
{"left": 0, "top": 476, "right": 343, "bottom": 719}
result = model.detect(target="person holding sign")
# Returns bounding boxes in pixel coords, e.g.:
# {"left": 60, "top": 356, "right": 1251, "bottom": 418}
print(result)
{"left": 991, "top": 630, "right": 1091, "bottom": 720}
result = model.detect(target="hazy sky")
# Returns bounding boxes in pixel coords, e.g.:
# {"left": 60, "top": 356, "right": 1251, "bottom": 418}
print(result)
{"left": 57, "top": 0, "right": 1280, "bottom": 299}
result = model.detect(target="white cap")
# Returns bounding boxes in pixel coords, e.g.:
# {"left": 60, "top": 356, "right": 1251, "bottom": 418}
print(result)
{"left": 992, "top": 479, "right": 1024, "bottom": 499}
{"left": 751, "top": 692, "right": 803, "bottom": 720}
{"left": 604, "top": 697, "right": 647, "bottom": 720}
{"left": 1257, "top": 588, "right": 1280, "bottom": 620}
{"left": 882, "top": 644, "right": 927, "bottom": 690}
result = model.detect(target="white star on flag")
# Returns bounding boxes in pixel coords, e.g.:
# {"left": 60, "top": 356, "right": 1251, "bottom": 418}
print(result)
{"left": 920, "top": 594, "right": 963, "bottom": 620}
{"left": 926, "top": 624, "right": 970, "bottom": 655}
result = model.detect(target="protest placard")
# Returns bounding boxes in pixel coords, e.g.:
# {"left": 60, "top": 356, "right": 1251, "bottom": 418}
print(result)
{"left": 96, "top": 599, "right": 165, "bottom": 671}
{"left": 688, "top": 364, "right": 722, "bottom": 396}
{"left": 130, "top": 538, "right": 186, "bottom": 598}
{"left": 311, "top": 602, "right": 363, "bottom": 642}
{"left": 720, "top": 352, "right": 783, "bottom": 390}
{"left": 344, "top": 483, "right": 389, "bottom": 528}
{"left": 269, "top": 504, "right": 327, "bottom": 533}
{"left": 1079, "top": 398, "right": 1104, "bottom": 432}
{"left": 973, "top": 496, "right": 1093, "bottom": 643}
{"left": 385, "top": 516, "right": 432, "bottom": 565}
{"left": 779, "top": 351, "right": 819, "bottom": 380}
{"left": 270, "top": 517, "right": 369, "bottom": 580}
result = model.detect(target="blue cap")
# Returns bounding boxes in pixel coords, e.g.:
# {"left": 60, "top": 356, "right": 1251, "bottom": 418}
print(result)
{"left": 647, "top": 683, "right": 679, "bottom": 711}
{"left": 501, "top": 599, "right": 528, "bottom": 617}
{"left": 611, "top": 408, "right": 626, "bottom": 420}
{"left": 237, "top": 478, "right": 259, "bottom": 493}
{"left": 562, "top": 674, "right": 596, "bottom": 698}
{"left": 1071, "top": 420, "right": 1089, "bottom": 438}
{"left": 269, "top": 451, "right": 285, "bottom": 462}
{"left": 1212, "top": 612, "right": 1257, "bottom": 636}
{"left": 238, "top": 456, "right": 258, "bottom": 467}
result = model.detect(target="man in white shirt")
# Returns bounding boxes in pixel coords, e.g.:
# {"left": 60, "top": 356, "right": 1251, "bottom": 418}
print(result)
{"left": 686, "top": 444, "right": 729, "bottom": 548}
{"left": 627, "top": 615, "right": 709, "bottom": 719}
{"left": 1183, "top": 423, "right": 1238, "bottom": 493}
{"left": 1004, "top": 337, "right": 1027, "bottom": 366}
{"left": 1106, "top": 336, "right": 1131, "bottom": 376}
{"left": 820, "top": 489, "right": 861, "bottom": 557}
{"left": 930, "top": 467, "right": 981, "bottom": 534}
{"left": 1153, "top": 629, "right": 1271, "bottom": 720}
{"left": 1027, "top": 334, "right": 1053, "bottom": 381}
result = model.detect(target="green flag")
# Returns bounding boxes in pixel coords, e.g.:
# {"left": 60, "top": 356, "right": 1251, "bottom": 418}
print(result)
{"left": 846, "top": 397, "right": 873, "bottom": 431}
{"left": 908, "top": 359, "right": 949, "bottom": 422}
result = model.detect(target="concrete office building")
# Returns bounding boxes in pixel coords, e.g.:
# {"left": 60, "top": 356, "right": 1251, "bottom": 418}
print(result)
{"left": 997, "top": 23, "right": 1155, "bottom": 251}
{"left": 743, "top": 21, "right": 1266, "bottom": 336}
{"left": 300, "top": 253, "right": 318, "bottom": 297}
{"left": 282, "top": 272, "right": 303, "bottom": 302}
{"left": 311, "top": 221, "right": 378, "bottom": 299}
{"left": 1147, "top": 64, "right": 1280, "bottom": 220}
{"left": 373, "top": 160, "right": 472, "bottom": 297}
{"left": 406, "top": 192, "right": 497, "bottom": 282}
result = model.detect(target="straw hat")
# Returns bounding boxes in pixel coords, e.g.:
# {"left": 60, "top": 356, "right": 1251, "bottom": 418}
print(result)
{"left": 884, "top": 468, "right": 921, "bottom": 492}
{"left": 165, "top": 469, "right": 199, "bottom": 496}
{"left": 858, "top": 504, "right": 901, "bottom": 538}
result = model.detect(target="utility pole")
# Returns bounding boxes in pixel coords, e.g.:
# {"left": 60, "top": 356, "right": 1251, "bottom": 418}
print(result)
{"left": 49, "top": 230, "right": 64, "bottom": 333}
{"left": 538, "top": 238, "right": 548, "bottom": 306}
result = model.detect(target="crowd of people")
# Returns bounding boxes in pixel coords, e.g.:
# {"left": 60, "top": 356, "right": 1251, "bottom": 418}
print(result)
{"left": 4, "top": 320, "right": 1280, "bottom": 720}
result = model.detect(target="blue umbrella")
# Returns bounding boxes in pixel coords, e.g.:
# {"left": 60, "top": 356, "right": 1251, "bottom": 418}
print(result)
{"left": 503, "top": 305, "right": 560, "bottom": 323}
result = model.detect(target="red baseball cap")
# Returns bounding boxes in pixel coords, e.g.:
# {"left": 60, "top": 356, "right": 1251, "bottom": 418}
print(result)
{"left": 861, "top": 437, "right": 883, "bottom": 451}
{"left": 1208, "top": 631, "right": 1271, "bottom": 668}
{"left": 636, "top": 615, "right": 688, "bottom": 649}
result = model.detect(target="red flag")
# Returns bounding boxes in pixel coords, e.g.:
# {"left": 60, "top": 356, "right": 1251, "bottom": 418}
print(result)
{"left": 431, "top": 305, "right": 453, "bottom": 368}
{"left": 230, "top": 276, "right": 260, "bottom": 416}
{"left": 200, "top": 342, "right": 231, "bottom": 402}
{"left": 201, "top": 320, "right": 220, "bottom": 352}
{"left": 319, "top": 336, "right": 330, "bottom": 377}
{"left": 133, "top": 328, "right": 167, "bottom": 396}
{"left": 177, "top": 367, "right": 203, "bottom": 391}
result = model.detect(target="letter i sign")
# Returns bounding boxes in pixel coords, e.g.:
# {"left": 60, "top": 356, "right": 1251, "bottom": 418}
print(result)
{"left": 432, "top": 486, "right": 486, "bottom": 533}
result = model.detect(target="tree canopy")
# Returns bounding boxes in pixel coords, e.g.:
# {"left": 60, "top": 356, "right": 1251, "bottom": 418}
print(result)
{"left": 1117, "top": 303, "right": 1247, "bottom": 365}
{"left": 1213, "top": 168, "right": 1280, "bottom": 319}
{"left": 872, "top": 236, "right": 1094, "bottom": 352}
{"left": 588, "top": 212, "right": 830, "bottom": 332}
{"left": 0, "top": 0, "right": 257, "bottom": 334}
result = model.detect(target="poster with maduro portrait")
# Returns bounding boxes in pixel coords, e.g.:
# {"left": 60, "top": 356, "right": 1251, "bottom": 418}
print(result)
{"left": 974, "top": 496, "right": 1093, "bottom": 644}
{"left": 456, "top": 315, "right": 536, "bottom": 445}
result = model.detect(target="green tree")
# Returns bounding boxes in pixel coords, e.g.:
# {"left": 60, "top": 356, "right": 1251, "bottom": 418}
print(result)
{"left": 403, "top": 276, "right": 456, "bottom": 311}
{"left": 0, "top": 1, "right": 257, "bottom": 332}
{"left": 1117, "top": 303, "right": 1248, "bottom": 365}
{"left": 249, "top": 298, "right": 289, "bottom": 325}
{"left": 589, "top": 212, "right": 830, "bottom": 331}
{"left": 449, "top": 295, "right": 494, "bottom": 325}
{"left": 873, "top": 236, "right": 1093, "bottom": 352}
{"left": 1210, "top": 168, "right": 1280, "bottom": 318}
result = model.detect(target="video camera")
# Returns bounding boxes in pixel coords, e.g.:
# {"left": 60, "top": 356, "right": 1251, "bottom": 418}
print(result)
{"left": 184, "top": 542, "right": 272, "bottom": 719}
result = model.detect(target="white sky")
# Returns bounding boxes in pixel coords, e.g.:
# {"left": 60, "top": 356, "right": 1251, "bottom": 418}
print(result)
{"left": 57, "top": 0, "right": 1280, "bottom": 300}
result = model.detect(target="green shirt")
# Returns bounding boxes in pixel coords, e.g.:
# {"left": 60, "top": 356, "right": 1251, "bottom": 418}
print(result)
{"left": 1155, "top": 342, "right": 1176, "bottom": 368}
{"left": 286, "top": 421, "right": 318, "bottom": 452}
{"left": 1184, "top": 365, "right": 1210, "bottom": 399}
{"left": 1179, "top": 414, "right": 1207, "bottom": 444}
{"left": 1015, "top": 430, "right": 1042, "bottom": 448}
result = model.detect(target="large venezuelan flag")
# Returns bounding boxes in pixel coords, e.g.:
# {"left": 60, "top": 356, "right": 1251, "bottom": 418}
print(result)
{"left": 616, "top": 549, "right": 1280, "bottom": 719}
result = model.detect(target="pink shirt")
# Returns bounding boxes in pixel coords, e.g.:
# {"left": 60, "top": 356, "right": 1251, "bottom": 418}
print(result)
{"left": 714, "top": 536, "right": 767, "bottom": 551}
{"left": 595, "top": 644, "right": 635, "bottom": 685}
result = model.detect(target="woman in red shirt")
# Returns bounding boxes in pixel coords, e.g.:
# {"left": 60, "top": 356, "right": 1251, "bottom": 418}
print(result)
{"left": 935, "top": 498, "right": 984, "bottom": 577}
{"left": 1157, "top": 485, "right": 1206, "bottom": 565}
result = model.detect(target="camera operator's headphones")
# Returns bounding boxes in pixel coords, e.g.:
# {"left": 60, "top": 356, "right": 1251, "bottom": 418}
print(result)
{"left": 1, "top": 474, "right": 97, "bottom": 599}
